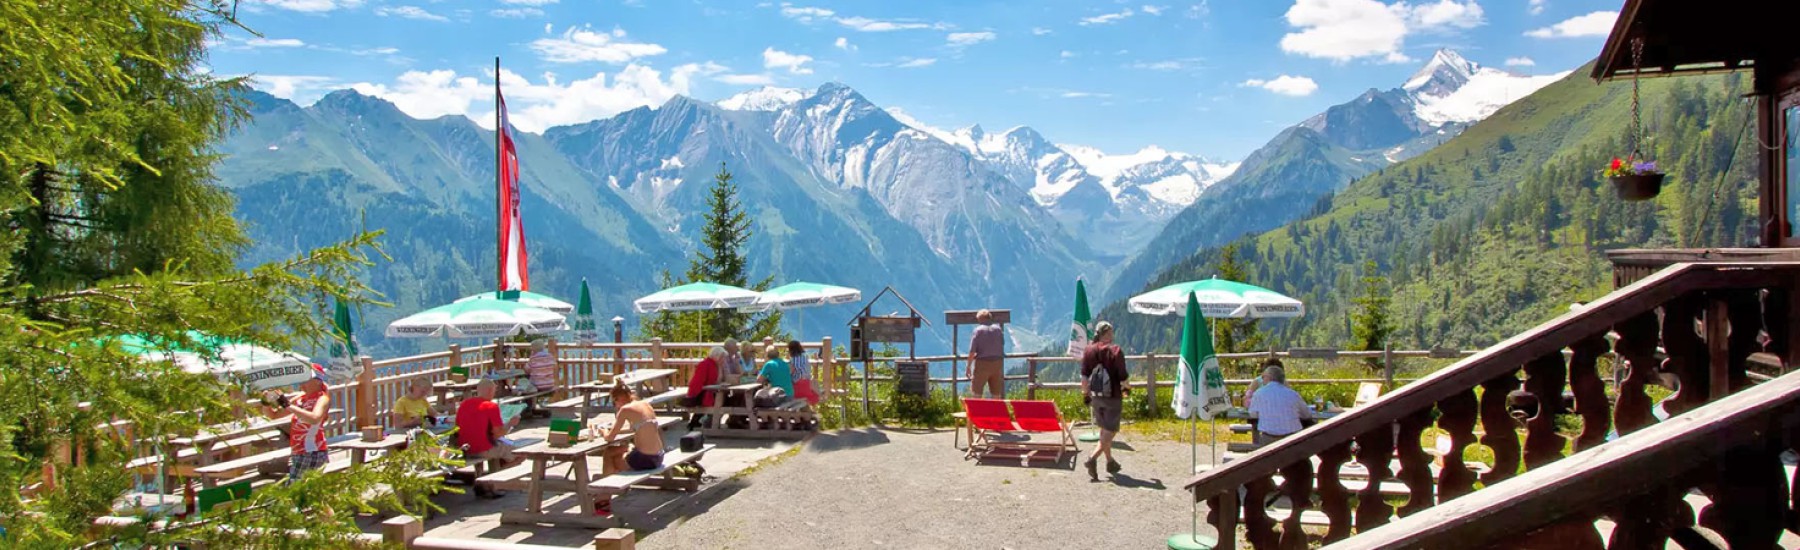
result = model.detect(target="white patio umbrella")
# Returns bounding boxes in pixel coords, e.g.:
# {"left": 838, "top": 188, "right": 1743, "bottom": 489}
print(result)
{"left": 1128, "top": 277, "right": 1306, "bottom": 319}
{"left": 453, "top": 290, "right": 574, "bottom": 314}
{"left": 634, "top": 282, "right": 761, "bottom": 341}
{"left": 107, "top": 332, "right": 316, "bottom": 390}
{"left": 738, "top": 281, "right": 861, "bottom": 337}
{"left": 386, "top": 298, "right": 568, "bottom": 339}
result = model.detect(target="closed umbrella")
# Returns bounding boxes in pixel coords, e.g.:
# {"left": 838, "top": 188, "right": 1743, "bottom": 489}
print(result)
{"left": 324, "top": 298, "right": 361, "bottom": 384}
{"left": 453, "top": 290, "right": 574, "bottom": 314}
{"left": 572, "top": 279, "right": 598, "bottom": 345}
{"left": 386, "top": 298, "right": 567, "bottom": 339}
{"left": 1068, "top": 278, "right": 1093, "bottom": 358}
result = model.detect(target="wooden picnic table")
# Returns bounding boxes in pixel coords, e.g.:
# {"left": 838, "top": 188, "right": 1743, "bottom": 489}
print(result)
{"left": 497, "top": 414, "right": 680, "bottom": 528}
{"left": 336, "top": 433, "right": 411, "bottom": 466}
{"left": 565, "top": 369, "right": 678, "bottom": 422}
{"left": 691, "top": 382, "right": 763, "bottom": 432}
{"left": 433, "top": 372, "right": 527, "bottom": 410}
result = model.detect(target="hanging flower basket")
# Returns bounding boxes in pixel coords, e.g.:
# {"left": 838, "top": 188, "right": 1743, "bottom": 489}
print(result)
{"left": 1603, "top": 158, "right": 1663, "bottom": 202}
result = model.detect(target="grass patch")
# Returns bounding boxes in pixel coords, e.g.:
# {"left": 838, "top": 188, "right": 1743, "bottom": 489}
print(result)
{"left": 730, "top": 444, "right": 803, "bottom": 480}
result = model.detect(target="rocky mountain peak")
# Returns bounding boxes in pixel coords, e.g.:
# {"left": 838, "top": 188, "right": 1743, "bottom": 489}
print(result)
{"left": 1404, "top": 48, "right": 1478, "bottom": 97}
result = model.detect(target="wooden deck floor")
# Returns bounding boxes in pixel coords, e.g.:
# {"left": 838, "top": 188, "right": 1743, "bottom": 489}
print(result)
{"left": 356, "top": 418, "right": 799, "bottom": 547}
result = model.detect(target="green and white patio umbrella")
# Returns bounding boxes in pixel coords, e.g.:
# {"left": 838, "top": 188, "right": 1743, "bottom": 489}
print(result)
{"left": 572, "top": 279, "right": 599, "bottom": 345}
{"left": 1128, "top": 277, "right": 1305, "bottom": 319}
{"left": 1068, "top": 278, "right": 1093, "bottom": 358}
{"left": 738, "top": 282, "right": 861, "bottom": 312}
{"left": 453, "top": 290, "right": 575, "bottom": 314}
{"left": 105, "top": 332, "right": 317, "bottom": 390}
{"left": 633, "top": 282, "right": 761, "bottom": 313}
{"left": 386, "top": 298, "right": 568, "bottom": 339}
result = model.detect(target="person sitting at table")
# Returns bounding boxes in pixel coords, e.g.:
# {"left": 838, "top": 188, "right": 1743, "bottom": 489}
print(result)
{"left": 1246, "top": 362, "right": 1314, "bottom": 446}
{"left": 456, "top": 379, "right": 519, "bottom": 498}
{"left": 721, "top": 338, "right": 745, "bottom": 383}
{"left": 755, "top": 344, "right": 794, "bottom": 407}
{"left": 683, "top": 347, "right": 726, "bottom": 429}
{"left": 787, "top": 340, "right": 819, "bottom": 407}
{"left": 526, "top": 339, "right": 557, "bottom": 394}
{"left": 596, "top": 380, "right": 667, "bottom": 517}
{"left": 390, "top": 381, "right": 433, "bottom": 430}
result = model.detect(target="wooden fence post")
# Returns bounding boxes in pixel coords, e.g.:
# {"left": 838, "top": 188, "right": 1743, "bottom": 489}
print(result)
{"left": 548, "top": 338, "right": 564, "bottom": 400}
{"left": 1383, "top": 344, "right": 1395, "bottom": 388}
{"left": 355, "top": 356, "right": 376, "bottom": 428}
{"left": 1027, "top": 358, "right": 1038, "bottom": 400}
{"left": 1145, "top": 353, "right": 1157, "bottom": 412}
{"left": 381, "top": 515, "right": 423, "bottom": 546}
{"left": 649, "top": 338, "right": 664, "bottom": 373}
{"left": 820, "top": 337, "right": 835, "bottom": 395}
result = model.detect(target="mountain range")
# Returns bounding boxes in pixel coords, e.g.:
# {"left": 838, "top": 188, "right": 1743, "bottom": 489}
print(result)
{"left": 217, "top": 49, "right": 1555, "bottom": 354}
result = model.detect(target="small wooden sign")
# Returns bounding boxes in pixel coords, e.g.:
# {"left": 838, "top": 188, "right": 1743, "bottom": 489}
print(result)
{"left": 896, "top": 361, "right": 930, "bottom": 397}
{"left": 1288, "top": 348, "right": 1339, "bottom": 360}
{"left": 862, "top": 316, "right": 918, "bottom": 343}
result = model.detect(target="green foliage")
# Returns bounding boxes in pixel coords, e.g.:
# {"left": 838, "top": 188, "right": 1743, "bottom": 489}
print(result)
{"left": 639, "top": 163, "right": 783, "bottom": 342}
{"left": 1349, "top": 260, "right": 1394, "bottom": 360}
{"left": 1210, "top": 245, "right": 1270, "bottom": 372}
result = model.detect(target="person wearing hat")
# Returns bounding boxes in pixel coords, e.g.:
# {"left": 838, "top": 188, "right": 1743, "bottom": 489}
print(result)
{"left": 261, "top": 363, "right": 334, "bottom": 481}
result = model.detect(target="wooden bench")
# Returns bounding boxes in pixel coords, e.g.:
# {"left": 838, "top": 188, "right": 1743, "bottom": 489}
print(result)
{"left": 587, "top": 444, "right": 714, "bottom": 496}
{"left": 475, "top": 461, "right": 542, "bottom": 492}
{"left": 192, "top": 448, "right": 292, "bottom": 487}
{"left": 701, "top": 400, "right": 818, "bottom": 439}
{"left": 644, "top": 388, "right": 687, "bottom": 409}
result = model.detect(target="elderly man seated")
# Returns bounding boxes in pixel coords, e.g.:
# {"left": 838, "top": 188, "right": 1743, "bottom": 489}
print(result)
{"left": 1246, "top": 361, "right": 1315, "bottom": 446}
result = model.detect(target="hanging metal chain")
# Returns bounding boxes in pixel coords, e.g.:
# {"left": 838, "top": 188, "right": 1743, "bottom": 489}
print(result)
{"left": 1630, "top": 37, "right": 1645, "bottom": 161}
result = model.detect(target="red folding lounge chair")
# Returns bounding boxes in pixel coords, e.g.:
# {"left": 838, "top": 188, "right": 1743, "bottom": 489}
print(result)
{"left": 1008, "top": 400, "right": 1080, "bottom": 463}
{"left": 962, "top": 398, "right": 1017, "bottom": 460}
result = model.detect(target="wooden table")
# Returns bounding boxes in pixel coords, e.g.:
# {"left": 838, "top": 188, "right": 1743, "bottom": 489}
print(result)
{"left": 498, "top": 415, "right": 679, "bottom": 528}
{"left": 693, "top": 382, "right": 764, "bottom": 432}
{"left": 433, "top": 372, "right": 526, "bottom": 410}
{"left": 566, "top": 369, "right": 676, "bottom": 423}
{"left": 336, "top": 433, "right": 411, "bottom": 466}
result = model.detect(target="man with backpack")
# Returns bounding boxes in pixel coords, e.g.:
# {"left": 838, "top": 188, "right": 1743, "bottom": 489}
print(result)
{"left": 1079, "top": 321, "right": 1128, "bottom": 481}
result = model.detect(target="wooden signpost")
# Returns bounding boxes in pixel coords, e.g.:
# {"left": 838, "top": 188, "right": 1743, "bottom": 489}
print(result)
{"left": 846, "top": 287, "right": 930, "bottom": 417}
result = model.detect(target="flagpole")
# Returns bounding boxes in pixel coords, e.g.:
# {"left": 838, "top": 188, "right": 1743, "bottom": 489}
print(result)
{"left": 494, "top": 56, "right": 503, "bottom": 294}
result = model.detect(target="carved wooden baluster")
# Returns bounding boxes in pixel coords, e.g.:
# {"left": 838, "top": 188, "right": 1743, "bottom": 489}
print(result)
{"left": 1521, "top": 352, "right": 1568, "bottom": 469}
{"left": 1434, "top": 389, "right": 1478, "bottom": 502}
{"left": 1479, "top": 371, "right": 1522, "bottom": 484}
{"left": 1276, "top": 457, "right": 1314, "bottom": 549}
{"left": 1567, "top": 334, "right": 1611, "bottom": 452}
{"left": 1697, "top": 447, "right": 1786, "bottom": 548}
{"left": 1316, "top": 441, "right": 1354, "bottom": 543}
{"left": 1662, "top": 296, "right": 1709, "bottom": 416}
{"left": 1394, "top": 408, "right": 1434, "bottom": 516}
{"left": 1725, "top": 290, "right": 1761, "bottom": 394}
{"left": 1613, "top": 311, "right": 1660, "bottom": 435}
{"left": 1242, "top": 474, "right": 1279, "bottom": 549}
{"left": 1609, "top": 486, "right": 1685, "bottom": 549}
{"left": 1769, "top": 286, "right": 1800, "bottom": 371}
{"left": 1353, "top": 424, "right": 1396, "bottom": 532}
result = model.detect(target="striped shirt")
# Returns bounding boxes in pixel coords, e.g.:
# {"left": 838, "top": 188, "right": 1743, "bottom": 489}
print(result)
{"left": 1248, "top": 382, "right": 1313, "bottom": 436}
{"left": 789, "top": 354, "right": 812, "bottom": 381}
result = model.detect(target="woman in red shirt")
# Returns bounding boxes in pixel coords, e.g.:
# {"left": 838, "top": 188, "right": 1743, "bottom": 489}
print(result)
{"left": 684, "top": 347, "right": 725, "bottom": 429}
{"left": 262, "top": 364, "right": 334, "bottom": 481}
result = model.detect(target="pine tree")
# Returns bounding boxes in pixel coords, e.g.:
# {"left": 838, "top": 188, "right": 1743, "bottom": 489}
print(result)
{"left": 1210, "top": 245, "right": 1269, "bottom": 374}
{"left": 1350, "top": 260, "right": 1394, "bottom": 363}
{"left": 0, "top": 3, "right": 446, "bottom": 546}
{"left": 641, "top": 163, "right": 782, "bottom": 342}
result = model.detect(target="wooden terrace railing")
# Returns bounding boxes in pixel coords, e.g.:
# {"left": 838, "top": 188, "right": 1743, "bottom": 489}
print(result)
{"left": 1332, "top": 368, "right": 1800, "bottom": 549}
{"left": 1182, "top": 262, "right": 1800, "bottom": 549}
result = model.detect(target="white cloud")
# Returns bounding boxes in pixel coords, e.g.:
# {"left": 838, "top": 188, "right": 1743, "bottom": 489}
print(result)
{"left": 245, "top": 37, "right": 306, "bottom": 48}
{"left": 250, "top": 75, "right": 339, "bottom": 103}
{"left": 354, "top": 47, "right": 400, "bottom": 56}
{"left": 1032, "top": 27, "right": 1053, "bottom": 35}
{"left": 243, "top": 0, "right": 362, "bottom": 12}
{"left": 351, "top": 64, "right": 714, "bottom": 133}
{"left": 1141, "top": 5, "right": 1166, "bottom": 15}
{"left": 1130, "top": 59, "right": 1200, "bottom": 70}
{"left": 946, "top": 31, "right": 996, "bottom": 47}
{"left": 779, "top": 3, "right": 835, "bottom": 21}
{"left": 1524, "top": 11, "right": 1617, "bottom": 38}
{"left": 374, "top": 5, "right": 448, "bottom": 22}
{"left": 1528, "top": 0, "right": 1546, "bottom": 15}
{"left": 532, "top": 26, "right": 667, "bottom": 64}
{"left": 1504, "top": 56, "right": 1536, "bottom": 67}
{"left": 762, "top": 47, "right": 814, "bottom": 74}
{"left": 897, "top": 57, "right": 937, "bottom": 68}
{"left": 1081, "top": 8, "right": 1135, "bottom": 25}
{"left": 1060, "top": 50, "right": 1076, "bottom": 59}
{"left": 1242, "top": 75, "right": 1319, "bottom": 96}
{"left": 834, "top": 37, "right": 855, "bottom": 51}
{"left": 1279, "top": 0, "right": 1484, "bottom": 62}
{"left": 1061, "top": 91, "right": 1112, "bottom": 99}
{"left": 501, "top": 0, "right": 557, "bottom": 5}
{"left": 544, "top": 23, "right": 554, "bottom": 34}
{"left": 491, "top": 8, "right": 542, "bottom": 18}
{"left": 717, "top": 73, "right": 777, "bottom": 85}
{"left": 836, "top": 16, "right": 938, "bottom": 32}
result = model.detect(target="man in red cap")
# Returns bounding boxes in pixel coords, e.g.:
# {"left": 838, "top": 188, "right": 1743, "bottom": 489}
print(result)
{"left": 262, "top": 363, "right": 334, "bottom": 481}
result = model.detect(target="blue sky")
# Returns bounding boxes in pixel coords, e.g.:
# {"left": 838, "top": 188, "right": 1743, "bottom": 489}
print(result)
{"left": 214, "top": 0, "right": 1626, "bottom": 159}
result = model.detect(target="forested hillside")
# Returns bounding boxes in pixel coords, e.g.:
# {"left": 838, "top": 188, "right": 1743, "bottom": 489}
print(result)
{"left": 1103, "top": 68, "right": 1758, "bottom": 354}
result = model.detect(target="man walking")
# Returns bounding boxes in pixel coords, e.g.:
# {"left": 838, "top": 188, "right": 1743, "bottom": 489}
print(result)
{"left": 1246, "top": 361, "right": 1314, "bottom": 446}
{"left": 1080, "top": 321, "right": 1128, "bottom": 481}
{"left": 966, "top": 309, "right": 1006, "bottom": 398}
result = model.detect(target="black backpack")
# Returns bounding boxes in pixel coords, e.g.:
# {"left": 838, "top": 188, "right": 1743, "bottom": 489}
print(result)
{"left": 1087, "top": 348, "right": 1117, "bottom": 399}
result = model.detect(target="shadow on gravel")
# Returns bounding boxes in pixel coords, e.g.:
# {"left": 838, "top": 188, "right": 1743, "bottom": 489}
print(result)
{"left": 803, "top": 428, "right": 892, "bottom": 453}
{"left": 1109, "top": 473, "right": 1166, "bottom": 490}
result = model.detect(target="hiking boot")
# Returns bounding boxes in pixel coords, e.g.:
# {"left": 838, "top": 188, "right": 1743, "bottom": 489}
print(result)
{"left": 1107, "top": 459, "right": 1122, "bottom": 475}
{"left": 1084, "top": 457, "right": 1099, "bottom": 481}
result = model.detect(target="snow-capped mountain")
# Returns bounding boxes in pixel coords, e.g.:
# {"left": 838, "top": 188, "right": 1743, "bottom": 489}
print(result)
{"left": 716, "top": 86, "right": 809, "bottom": 111}
{"left": 1407, "top": 50, "right": 1570, "bottom": 126}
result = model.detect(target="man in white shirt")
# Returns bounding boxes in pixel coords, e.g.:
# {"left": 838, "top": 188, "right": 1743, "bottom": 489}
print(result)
{"left": 1247, "top": 363, "right": 1313, "bottom": 446}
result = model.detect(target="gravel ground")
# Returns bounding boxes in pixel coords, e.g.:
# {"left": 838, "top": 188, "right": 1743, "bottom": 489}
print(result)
{"left": 639, "top": 427, "right": 1216, "bottom": 550}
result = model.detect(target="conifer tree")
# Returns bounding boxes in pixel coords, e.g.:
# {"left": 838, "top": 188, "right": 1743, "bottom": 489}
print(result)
{"left": 641, "top": 163, "right": 782, "bottom": 341}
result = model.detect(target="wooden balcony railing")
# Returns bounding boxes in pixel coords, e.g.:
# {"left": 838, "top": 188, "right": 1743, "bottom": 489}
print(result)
{"left": 1182, "top": 262, "right": 1800, "bottom": 549}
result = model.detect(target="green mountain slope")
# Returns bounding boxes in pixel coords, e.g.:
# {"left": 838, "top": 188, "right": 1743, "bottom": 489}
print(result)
{"left": 1103, "top": 67, "right": 1759, "bottom": 353}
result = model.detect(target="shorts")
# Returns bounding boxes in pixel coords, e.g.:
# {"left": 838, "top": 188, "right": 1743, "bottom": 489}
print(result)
{"left": 1089, "top": 397, "right": 1123, "bottom": 433}
{"left": 626, "top": 449, "right": 664, "bottom": 471}
{"left": 288, "top": 450, "right": 330, "bottom": 480}
{"left": 794, "top": 379, "right": 820, "bottom": 406}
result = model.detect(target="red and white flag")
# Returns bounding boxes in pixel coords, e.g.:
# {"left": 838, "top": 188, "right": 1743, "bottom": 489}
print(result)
{"left": 496, "top": 90, "right": 529, "bottom": 291}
